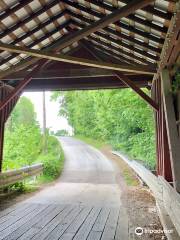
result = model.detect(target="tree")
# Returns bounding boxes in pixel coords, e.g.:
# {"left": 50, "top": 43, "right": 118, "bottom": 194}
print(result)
{"left": 55, "top": 129, "right": 69, "bottom": 136}
{"left": 3, "top": 96, "right": 42, "bottom": 170}
{"left": 52, "top": 89, "right": 156, "bottom": 169}
{"left": 7, "top": 96, "right": 38, "bottom": 131}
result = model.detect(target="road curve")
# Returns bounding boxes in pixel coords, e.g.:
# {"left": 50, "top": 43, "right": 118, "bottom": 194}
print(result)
{"left": 26, "top": 137, "right": 122, "bottom": 207}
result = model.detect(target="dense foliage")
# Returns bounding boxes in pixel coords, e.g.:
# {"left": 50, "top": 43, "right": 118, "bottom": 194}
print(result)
{"left": 52, "top": 89, "right": 156, "bottom": 169}
{"left": 3, "top": 96, "right": 64, "bottom": 181}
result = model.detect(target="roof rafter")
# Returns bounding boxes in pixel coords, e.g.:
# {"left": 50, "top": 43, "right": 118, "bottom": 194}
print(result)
{"left": 71, "top": 21, "right": 158, "bottom": 65}
{"left": 153, "top": 1, "right": 180, "bottom": 82}
{"left": 0, "top": 0, "right": 33, "bottom": 21}
{"left": 69, "top": 18, "right": 158, "bottom": 66}
{"left": 81, "top": 40, "right": 157, "bottom": 110}
{"left": 87, "top": 39, "right": 146, "bottom": 66}
{"left": 86, "top": 0, "right": 168, "bottom": 35}
{"left": 69, "top": 10, "right": 161, "bottom": 55}
{"left": 0, "top": 19, "right": 71, "bottom": 66}
{"left": 0, "top": 42, "right": 155, "bottom": 75}
{"left": 122, "top": 0, "right": 171, "bottom": 21}
{"left": 80, "top": 39, "right": 130, "bottom": 65}
{"left": 89, "top": 0, "right": 173, "bottom": 21}
{"left": 63, "top": 0, "right": 164, "bottom": 44}
{"left": 0, "top": 0, "right": 61, "bottom": 39}
{"left": 40, "top": 0, "right": 155, "bottom": 52}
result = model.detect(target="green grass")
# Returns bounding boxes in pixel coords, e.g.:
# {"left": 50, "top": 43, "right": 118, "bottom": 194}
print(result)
{"left": 74, "top": 135, "right": 106, "bottom": 149}
{"left": 122, "top": 169, "right": 139, "bottom": 186}
{"left": 36, "top": 136, "right": 65, "bottom": 183}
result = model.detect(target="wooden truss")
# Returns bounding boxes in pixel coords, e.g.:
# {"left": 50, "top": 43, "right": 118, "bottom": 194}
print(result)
{"left": 0, "top": 0, "right": 180, "bottom": 194}
{"left": 0, "top": 42, "right": 155, "bottom": 75}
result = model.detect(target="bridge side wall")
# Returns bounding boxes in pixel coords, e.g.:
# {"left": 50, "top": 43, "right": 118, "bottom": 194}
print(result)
{"left": 152, "top": 77, "right": 173, "bottom": 182}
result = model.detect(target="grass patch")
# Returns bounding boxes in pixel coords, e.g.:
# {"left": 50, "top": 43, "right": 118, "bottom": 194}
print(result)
{"left": 122, "top": 169, "right": 139, "bottom": 186}
{"left": 75, "top": 135, "right": 106, "bottom": 149}
{"left": 2, "top": 135, "right": 65, "bottom": 193}
{"left": 36, "top": 135, "right": 64, "bottom": 183}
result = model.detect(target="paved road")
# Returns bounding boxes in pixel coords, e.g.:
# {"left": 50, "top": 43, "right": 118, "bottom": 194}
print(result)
{"left": 0, "top": 137, "right": 128, "bottom": 240}
{"left": 26, "top": 137, "right": 122, "bottom": 207}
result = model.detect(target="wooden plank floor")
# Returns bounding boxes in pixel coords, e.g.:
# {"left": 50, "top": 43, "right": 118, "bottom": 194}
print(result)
{"left": 0, "top": 203, "right": 127, "bottom": 240}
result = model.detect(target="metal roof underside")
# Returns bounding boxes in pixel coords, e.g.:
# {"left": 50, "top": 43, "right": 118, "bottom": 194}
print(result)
{"left": 0, "top": 0, "right": 179, "bottom": 90}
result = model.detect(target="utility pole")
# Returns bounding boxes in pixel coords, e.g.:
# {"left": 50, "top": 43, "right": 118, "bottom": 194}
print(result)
{"left": 42, "top": 91, "right": 47, "bottom": 153}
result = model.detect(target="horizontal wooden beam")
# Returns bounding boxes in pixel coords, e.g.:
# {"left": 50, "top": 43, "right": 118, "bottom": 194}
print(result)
{"left": 0, "top": 38, "right": 82, "bottom": 80}
{"left": 46, "top": 0, "right": 154, "bottom": 51}
{"left": 0, "top": 42, "right": 155, "bottom": 75}
{"left": 0, "top": 19, "right": 71, "bottom": 66}
{"left": 1, "top": 68, "right": 115, "bottom": 80}
{"left": 81, "top": 41, "right": 156, "bottom": 110}
{"left": 69, "top": 10, "right": 161, "bottom": 55}
{"left": 0, "top": 59, "right": 47, "bottom": 111}
{"left": 116, "top": 72, "right": 158, "bottom": 110}
{"left": 25, "top": 76, "right": 150, "bottom": 91}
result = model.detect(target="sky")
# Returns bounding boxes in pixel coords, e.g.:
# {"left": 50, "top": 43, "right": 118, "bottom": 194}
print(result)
{"left": 22, "top": 91, "right": 73, "bottom": 134}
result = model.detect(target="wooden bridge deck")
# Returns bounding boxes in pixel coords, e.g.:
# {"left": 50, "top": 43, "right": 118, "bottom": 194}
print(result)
{"left": 0, "top": 203, "right": 127, "bottom": 240}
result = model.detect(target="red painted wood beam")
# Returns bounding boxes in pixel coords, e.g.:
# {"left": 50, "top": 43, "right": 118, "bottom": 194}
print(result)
{"left": 116, "top": 72, "right": 159, "bottom": 111}
{"left": 0, "top": 59, "right": 47, "bottom": 172}
{"left": 0, "top": 60, "right": 47, "bottom": 111}
{"left": 0, "top": 120, "right": 5, "bottom": 172}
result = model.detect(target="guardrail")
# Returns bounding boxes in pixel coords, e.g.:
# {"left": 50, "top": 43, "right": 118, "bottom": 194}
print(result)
{"left": 112, "top": 151, "right": 180, "bottom": 239}
{"left": 0, "top": 163, "right": 43, "bottom": 188}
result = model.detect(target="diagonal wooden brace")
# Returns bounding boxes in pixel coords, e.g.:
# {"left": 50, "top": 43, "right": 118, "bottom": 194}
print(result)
{"left": 0, "top": 59, "right": 48, "bottom": 172}
{"left": 116, "top": 72, "right": 159, "bottom": 111}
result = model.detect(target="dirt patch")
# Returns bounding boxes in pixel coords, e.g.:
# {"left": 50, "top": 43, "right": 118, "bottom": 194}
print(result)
{"left": 0, "top": 179, "right": 59, "bottom": 211}
{"left": 101, "top": 145, "right": 166, "bottom": 240}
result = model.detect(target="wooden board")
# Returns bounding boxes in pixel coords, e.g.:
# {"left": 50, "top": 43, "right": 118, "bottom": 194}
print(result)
{"left": 0, "top": 203, "right": 125, "bottom": 240}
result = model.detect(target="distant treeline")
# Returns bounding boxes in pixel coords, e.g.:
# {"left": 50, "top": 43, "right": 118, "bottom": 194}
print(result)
{"left": 52, "top": 89, "right": 156, "bottom": 169}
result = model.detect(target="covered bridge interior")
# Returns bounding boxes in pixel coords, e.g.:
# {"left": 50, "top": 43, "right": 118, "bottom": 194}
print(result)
{"left": 0, "top": 0, "right": 180, "bottom": 194}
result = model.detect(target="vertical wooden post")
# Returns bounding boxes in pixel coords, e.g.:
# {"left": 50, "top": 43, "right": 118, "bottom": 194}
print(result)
{"left": 0, "top": 87, "right": 5, "bottom": 172}
{"left": 161, "top": 69, "right": 180, "bottom": 192}
{"left": 162, "top": 103, "right": 172, "bottom": 182}
{"left": 152, "top": 77, "right": 172, "bottom": 182}
{"left": 0, "top": 59, "right": 48, "bottom": 172}
{"left": 0, "top": 121, "right": 5, "bottom": 172}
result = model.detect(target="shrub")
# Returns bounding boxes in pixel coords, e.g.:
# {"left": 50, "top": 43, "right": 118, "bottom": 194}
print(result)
{"left": 37, "top": 135, "right": 64, "bottom": 180}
